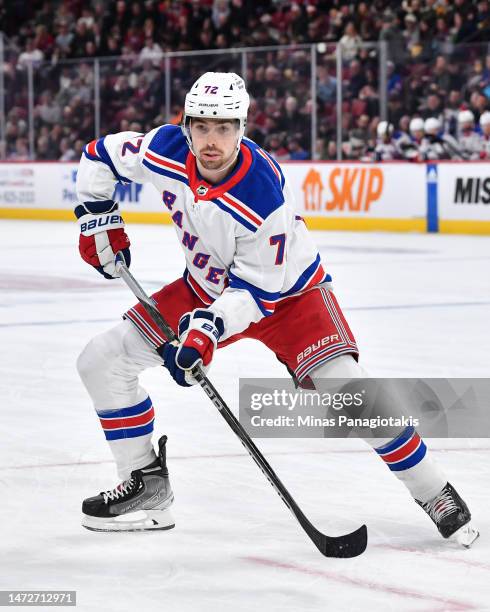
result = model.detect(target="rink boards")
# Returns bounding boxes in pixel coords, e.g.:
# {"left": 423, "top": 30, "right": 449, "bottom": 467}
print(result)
{"left": 0, "top": 161, "right": 489, "bottom": 234}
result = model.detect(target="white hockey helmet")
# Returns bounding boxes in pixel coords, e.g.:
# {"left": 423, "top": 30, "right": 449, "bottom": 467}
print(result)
{"left": 458, "top": 109, "right": 474, "bottom": 124}
{"left": 409, "top": 117, "right": 424, "bottom": 134}
{"left": 377, "top": 120, "right": 394, "bottom": 137}
{"left": 480, "top": 111, "right": 490, "bottom": 126}
{"left": 424, "top": 117, "right": 441, "bottom": 134}
{"left": 182, "top": 72, "right": 250, "bottom": 155}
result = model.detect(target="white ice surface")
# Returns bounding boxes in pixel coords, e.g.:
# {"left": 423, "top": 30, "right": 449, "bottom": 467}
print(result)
{"left": 1, "top": 220, "right": 489, "bottom": 612}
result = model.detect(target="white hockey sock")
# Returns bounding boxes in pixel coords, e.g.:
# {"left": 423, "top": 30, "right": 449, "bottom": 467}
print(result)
{"left": 97, "top": 396, "right": 157, "bottom": 481}
{"left": 369, "top": 428, "right": 446, "bottom": 503}
{"left": 77, "top": 320, "right": 166, "bottom": 480}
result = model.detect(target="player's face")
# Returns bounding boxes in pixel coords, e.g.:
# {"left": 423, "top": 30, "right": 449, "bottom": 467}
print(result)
{"left": 190, "top": 119, "right": 239, "bottom": 170}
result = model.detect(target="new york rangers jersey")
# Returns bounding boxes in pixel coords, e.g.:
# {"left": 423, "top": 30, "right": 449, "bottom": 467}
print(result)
{"left": 76, "top": 124, "right": 331, "bottom": 340}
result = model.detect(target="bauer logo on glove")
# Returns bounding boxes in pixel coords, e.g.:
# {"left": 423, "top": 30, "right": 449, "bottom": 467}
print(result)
{"left": 160, "top": 309, "right": 224, "bottom": 387}
{"left": 75, "top": 200, "right": 131, "bottom": 280}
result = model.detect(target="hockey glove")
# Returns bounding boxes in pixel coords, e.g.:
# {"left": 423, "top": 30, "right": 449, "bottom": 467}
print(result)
{"left": 76, "top": 200, "right": 131, "bottom": 279}
{"left": 160, "top": 309, "right": 224, "bottom": 387}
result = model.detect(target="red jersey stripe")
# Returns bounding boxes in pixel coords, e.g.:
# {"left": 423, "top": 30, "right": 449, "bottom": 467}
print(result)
{"left": 87, "top": 140, "right": 98, "bottom": 157}
{"left": 220, "top": 194, "right": 262, "bottom": 226}
{"left": 145, "top": 151, "right": 188, "bottom": 174}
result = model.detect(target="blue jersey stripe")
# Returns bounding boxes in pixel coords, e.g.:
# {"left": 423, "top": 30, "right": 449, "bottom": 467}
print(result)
{"left": 228, "top": 272, "right": 280, "bottom": 317}
{"left": 83, "top": 151, "right": 100, "bottom": 163}
{"left": 228, "top": 271, "right": 280, "bottom": 300}
{"left": 281, "top": 254, "right": 321, "bottom": 297}
{"left": 142, "top": 159, "right": 189, "bottom": 186}
{"left": 95, "top": 137, "right": 132, "bottom": 183}
{"left": 211, "top": 199, "right": 258, "bottom": 233}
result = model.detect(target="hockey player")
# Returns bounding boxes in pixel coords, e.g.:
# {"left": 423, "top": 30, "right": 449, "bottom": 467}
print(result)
{"left": 420, "top": 117, "right": 462, "bottom": 160}
{"left": 75, "top": 72, "right": 478, "bottom": 547}
{"left": 457, "top": 110, "right": 481, "bottom": 160}
{"left": 478, "top": 111, "right": 490, "bottom": 159}
{"left": 398, "top": 117, "right": 424, "bottom": 160}
{"left": 373, "top": 121, "right": 400, "bottom": 161}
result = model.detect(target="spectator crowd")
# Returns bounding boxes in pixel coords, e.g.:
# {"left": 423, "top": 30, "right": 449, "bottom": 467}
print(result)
{"left": 2, "top": 0, "right": 490, "bottom": 161}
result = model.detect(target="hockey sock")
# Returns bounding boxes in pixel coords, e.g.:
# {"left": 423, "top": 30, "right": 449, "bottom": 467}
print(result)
{"left": 97, "top": 395, "right": 157, "bottom": 480}
{"left": 370, "top": 426, "right": 446, "bottom": 503}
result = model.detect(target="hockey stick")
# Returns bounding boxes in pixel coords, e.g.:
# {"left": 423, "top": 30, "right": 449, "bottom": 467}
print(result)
{"left": 115, "top": 253, "right": 368, "bottom": 558}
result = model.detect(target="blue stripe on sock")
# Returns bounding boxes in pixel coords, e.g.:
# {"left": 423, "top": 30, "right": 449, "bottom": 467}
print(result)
{"left": 387, "top": 441, "right": 427, "bottom": 471}
{"left": 375, "top": 426, "right": 415, "bottom": 455}
{"left": 104, "top": 420, "right": 155, "bottom": 441}
{"left": 97, "top": 396, "right": 152, "bottom": 420}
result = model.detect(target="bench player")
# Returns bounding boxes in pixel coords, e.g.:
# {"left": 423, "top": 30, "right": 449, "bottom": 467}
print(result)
{"left": 75, "top": 72, "right": 478, "bottom": 547}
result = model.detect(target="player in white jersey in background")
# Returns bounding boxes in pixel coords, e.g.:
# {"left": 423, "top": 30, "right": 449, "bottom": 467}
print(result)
{"left": 373, "top": 121, "right": 400, "bottom": 161}
{"left": 478, "top": 111, "right": 490, "bottom": 159}
{"left": 457, "top": 110, "right": 481, "bottom": 160}
{"left": 75, "top": 72, "right": 478, "bottom": 547}
{"left": 420, "top": 117, "right": 462, "bottom": 160}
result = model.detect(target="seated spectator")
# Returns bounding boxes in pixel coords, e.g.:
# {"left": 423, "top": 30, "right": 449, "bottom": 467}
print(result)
{"left": 265, "top": 134, "right": 289, "bottom": 161}
{"left": 347, "top": 59, "right": 367, "bottom": 98}
{"left": 287, "top": 137, "right": 309, "bottom": 160}
{"left": 387, "top": 61, "right": 402, "bottom": 95}
{"left": 139, "top": 37, "right": 163, "bottom": 65}
{"left": 317, "top": 65, "right": 337, "bottom": 104}
{"left": 55, "top": 21, "right": 74, "bottom": 57}
{"left": 17, "top": 39, "right": 44, "bottom": 69}
{"left": 404, "top": 13, "right": 420, "bottom": 58}
{"left": 8, "top": 137, "right": 30, "bottom": 161}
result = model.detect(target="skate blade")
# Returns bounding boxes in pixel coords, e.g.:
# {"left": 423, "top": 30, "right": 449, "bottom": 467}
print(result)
{"left": 450, "top": 521, "right": 479, "bottom": 548}
{"left": 82, "top": 508, "right": 175, "bottom": 532}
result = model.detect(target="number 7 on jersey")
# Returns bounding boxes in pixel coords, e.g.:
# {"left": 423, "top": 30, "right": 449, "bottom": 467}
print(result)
{"left": 269, "top": 233, "right": 286, "bottom": 265}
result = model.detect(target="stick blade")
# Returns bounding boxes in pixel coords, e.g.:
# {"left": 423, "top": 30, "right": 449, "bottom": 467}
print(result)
{"left": 311, "top": 523, "right": 368, "bottom": 558}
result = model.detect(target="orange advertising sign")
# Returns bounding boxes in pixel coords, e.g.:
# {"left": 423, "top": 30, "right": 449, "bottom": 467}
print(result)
{"left": 302, "top": 167, "right": 384, "bottom": 212}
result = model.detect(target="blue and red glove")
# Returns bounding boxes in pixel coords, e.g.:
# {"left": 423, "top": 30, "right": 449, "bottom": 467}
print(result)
{"left": 75, "top": 200, "right": 131, "bottom": 279}
{"left": 160, "top": 309, "right": 224, "bottom": 387}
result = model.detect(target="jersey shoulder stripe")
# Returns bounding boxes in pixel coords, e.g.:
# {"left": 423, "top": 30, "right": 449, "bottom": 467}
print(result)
{"left": 227, "top": 138, "right": 285, "bottom": 221}
{"left": 213, "top": 190, "right": 267, "bottom": 233}
{"left": 147, "top": 124, "right": 188, "bottom": 165}
{"left": 83, "top": 137, "right": 132, "bottom": 183}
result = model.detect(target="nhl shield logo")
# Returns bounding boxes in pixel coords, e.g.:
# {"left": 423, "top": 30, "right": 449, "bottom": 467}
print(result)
{"left": 196, "top": 184, "right": 208, "bottom": 197}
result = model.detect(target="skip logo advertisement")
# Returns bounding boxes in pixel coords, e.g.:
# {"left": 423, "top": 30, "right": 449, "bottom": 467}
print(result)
{"left": 302, "top": 167, "right": 384, "bottom": 212}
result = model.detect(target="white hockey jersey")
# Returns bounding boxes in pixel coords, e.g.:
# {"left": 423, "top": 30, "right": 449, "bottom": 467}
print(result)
{"left": 76, "top": 124, "right": 330, "bottom": 340}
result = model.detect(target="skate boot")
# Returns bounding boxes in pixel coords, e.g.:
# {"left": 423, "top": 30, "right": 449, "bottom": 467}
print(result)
{"left": 82, "top": 435, "right": 175, "bottom": 532}
{"left": 416, "top": 482, "right": 479, "bottom": 548}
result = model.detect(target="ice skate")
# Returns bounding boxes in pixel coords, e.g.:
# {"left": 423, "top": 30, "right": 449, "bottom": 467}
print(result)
{"left": 82, "top": 435, "right": 175, "bottom": 532}
{"left": 416, "top": 482, "right": 479, "bottom": 548}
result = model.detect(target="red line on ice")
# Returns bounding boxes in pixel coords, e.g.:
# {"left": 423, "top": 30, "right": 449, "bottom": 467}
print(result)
{"left": 243, "top": 556, "right": 476, "bottom": 611}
